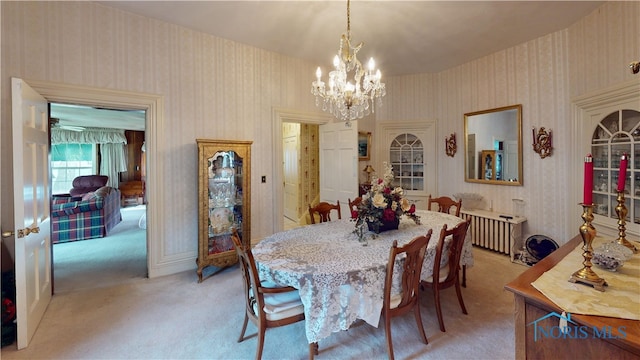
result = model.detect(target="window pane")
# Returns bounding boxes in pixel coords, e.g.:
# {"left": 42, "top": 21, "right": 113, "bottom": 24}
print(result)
{"left": 51, "top": 144, "right": 96, "bottom": 194}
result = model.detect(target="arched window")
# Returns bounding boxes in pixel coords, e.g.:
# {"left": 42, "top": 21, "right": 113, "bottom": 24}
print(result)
{"left": 389, "top": 133, "right": 424, "bottom": 191}
{"left": 590, "top": 110, "right": 639, "bottom": 225}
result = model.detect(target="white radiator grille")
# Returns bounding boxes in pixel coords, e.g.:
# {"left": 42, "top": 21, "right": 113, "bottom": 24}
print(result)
{"left": 460, "top": 209, "right": 526, "bottom": 258}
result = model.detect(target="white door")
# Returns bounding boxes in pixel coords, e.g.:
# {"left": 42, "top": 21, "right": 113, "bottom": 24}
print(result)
{"left": 504, "top": 140, "right": 518, "bottom": 181}
{"left": 319, "top": 121, "right": 358, "bottom": 216}
{"left": 283, "top": 123, "right": 299, "bottom": 220}
{"left": 11, "top": 78, "right": 52, "bottom": 349}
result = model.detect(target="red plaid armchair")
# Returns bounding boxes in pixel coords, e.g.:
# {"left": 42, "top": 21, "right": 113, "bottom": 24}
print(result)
{"left": 51, "top": 186, "right": 122, "bottom": 244}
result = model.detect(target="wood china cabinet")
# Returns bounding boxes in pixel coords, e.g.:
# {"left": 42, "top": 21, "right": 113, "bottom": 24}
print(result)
{"left": 480, "top": 150, "right": 503, "bottom": 181}
{"left": 196, "top": 139, "right": 252, "bottom": 282}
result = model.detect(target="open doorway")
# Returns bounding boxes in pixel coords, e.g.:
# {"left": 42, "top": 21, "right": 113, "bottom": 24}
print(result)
{"left": 272, "top": 109, "right": 331, "bottom": 233}
{"left": 273, "top": 109, "right": 359, "bottom": 233}
{"left": 49, "top": 102, "right": 148, "bottom": 293}
{"left": 282, "top": 122, "right": 319, "bottom": 229}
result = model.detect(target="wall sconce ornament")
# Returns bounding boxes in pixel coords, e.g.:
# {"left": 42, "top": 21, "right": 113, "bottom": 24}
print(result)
{"left": 630, "top": 61, "right": 640, "bottom": 74}
{"left": 445, "top": 133, "right": 456, "bottom": 157}
{"left": 532, "top": 126, "right": 553, "bottom": 159}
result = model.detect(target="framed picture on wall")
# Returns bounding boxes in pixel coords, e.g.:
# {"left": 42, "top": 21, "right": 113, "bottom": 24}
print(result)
{"left": 358, "top": 131, "right": 371, "bottom": 160}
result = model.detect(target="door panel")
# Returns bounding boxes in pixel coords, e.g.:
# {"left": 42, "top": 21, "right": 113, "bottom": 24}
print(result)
{"left": 283, "top": 125, "right": 299, "bottom": 220}
{"left": 11, "top": 77, "right": 52, "bottom": 349}
{"left": 319, "top": 121, "right": 358, "bottom": 216}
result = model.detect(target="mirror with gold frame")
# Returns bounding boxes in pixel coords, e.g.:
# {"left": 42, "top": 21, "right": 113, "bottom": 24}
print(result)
{"left": 464, "top": 104, "right": 523, "bottom": 185}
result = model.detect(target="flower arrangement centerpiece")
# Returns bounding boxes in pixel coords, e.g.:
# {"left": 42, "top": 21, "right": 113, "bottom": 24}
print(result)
{"left": 352, "top": 162, "right": 421, "bottom": 234}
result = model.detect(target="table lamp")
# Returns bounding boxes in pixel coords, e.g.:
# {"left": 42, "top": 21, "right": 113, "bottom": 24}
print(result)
{"left": 363, "top": 165, "right": 375, "bottom": 183}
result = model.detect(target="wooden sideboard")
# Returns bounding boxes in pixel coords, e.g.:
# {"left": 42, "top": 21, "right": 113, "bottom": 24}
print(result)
{"left": 504, "top": 235, "right": 640, "bottom": 359}
{"left": 120, "top": 180, "right": 145, "bottom": 206}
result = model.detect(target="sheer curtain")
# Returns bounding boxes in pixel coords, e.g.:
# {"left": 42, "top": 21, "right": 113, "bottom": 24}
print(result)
{"left": 51, "top": 128, "right": 128, "bottom": 188}
{"left": 99, "top": 143, "right": 128, "bottom": 187}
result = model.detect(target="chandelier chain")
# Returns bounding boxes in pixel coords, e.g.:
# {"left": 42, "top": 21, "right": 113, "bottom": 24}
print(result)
{"left": 346, "top": 0, "right": 350, "bottom": 35}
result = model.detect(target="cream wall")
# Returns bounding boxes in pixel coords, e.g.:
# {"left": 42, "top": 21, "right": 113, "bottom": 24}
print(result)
{"left": 376, "top": 1, "right": 639, "bottom": 244}
{"left": 0, "top": 2, "right": 321, "bottom": 276}
{"left": 1, "top": 2, "right": 638, "bottom": 278}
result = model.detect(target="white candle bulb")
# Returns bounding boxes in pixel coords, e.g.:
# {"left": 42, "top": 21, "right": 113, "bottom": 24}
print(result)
{"left": 316, "top": 67, "right": 322, "bottom": 81}
{"left": 368, "top": 58, "right": 375, "bottom": 72}
{"left": 345, "top": 82, "right": 355, "bottom": 93}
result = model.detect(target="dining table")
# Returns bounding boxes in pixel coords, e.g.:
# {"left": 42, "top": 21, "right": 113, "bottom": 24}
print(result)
{"left": 252, "top": 210, "right": 473, "bottom": 344}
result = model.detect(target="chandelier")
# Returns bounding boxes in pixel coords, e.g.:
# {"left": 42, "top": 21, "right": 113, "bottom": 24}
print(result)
{"left": 311, "top": 0, "right": 386, "bottom": 126}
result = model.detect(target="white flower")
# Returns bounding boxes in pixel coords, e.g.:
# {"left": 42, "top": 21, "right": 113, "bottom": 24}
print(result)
{"left": 391, "top": 201, "right": 398, "bottom": 211}
{"left": 400, "top": 198, "right": 411, "bottom": 212}
{"left": 372, "top": 193, "right": 388, "bottom": 209}
{"left": 392, "top": 187, "right": 404, "bottom": 196}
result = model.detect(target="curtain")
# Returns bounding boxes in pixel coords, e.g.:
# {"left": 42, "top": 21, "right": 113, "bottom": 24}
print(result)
{"left": 100, "top": 143, "right": 128, "bottom": 187}
{"left": 51, "top": 128, "right": 128, "bottom": 188}
{"left": 51, "top": 128, "right": 127, "bottom": 145}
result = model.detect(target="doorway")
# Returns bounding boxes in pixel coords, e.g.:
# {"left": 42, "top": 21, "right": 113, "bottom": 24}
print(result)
{"left": 272, "top": 109, "right": 331, "bottom": 233}
{"left": 25, "top": 79, "right": 165, "bottom": 280}
{"left": 49, "top": 102, "right": 148, "bottom": 292}
{"left": 283, "top": 122, "right": 300, "bottom": 222}
{"left": 282, "top": 122, "right": 320, "bottom": 227}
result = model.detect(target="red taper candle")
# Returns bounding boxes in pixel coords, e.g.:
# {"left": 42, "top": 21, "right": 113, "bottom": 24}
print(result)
{"left": 584, "top": 154, "right": 593, "bottom": 205}
{"left": 617, "top": 153, "right": 628, "bottom": 192}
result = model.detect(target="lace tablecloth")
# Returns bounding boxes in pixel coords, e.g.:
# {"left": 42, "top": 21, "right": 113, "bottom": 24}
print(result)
{"left": 252, "top": 210, "right": 473, "bottom": 344}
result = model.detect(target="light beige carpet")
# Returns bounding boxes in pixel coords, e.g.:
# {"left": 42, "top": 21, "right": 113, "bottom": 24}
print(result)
{"left": 2, "top": 227, "right": 526, "bottom": 359}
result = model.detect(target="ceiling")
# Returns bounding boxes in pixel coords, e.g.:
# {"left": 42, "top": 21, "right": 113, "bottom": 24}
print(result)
{"left": 54, "top": 1, "right": 604, "bottom": 131}
{"left": 50, "top": 103, "right": 146, "bottom": 131}
{"left": 101, "top": 1, "right": 603, "bottom": 76}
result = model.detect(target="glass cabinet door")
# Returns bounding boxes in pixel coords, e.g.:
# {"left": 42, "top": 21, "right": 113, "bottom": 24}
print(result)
{"left": 590, "top": 110, "right": 639, "bottom": 225}
{"left": 389, "top": 133, "right": 424, "bottom": 191}
{"left": 207, "top": 151, "right": 243, "bottom": 255}
{"left": 197, "top": 139, "right": 252, "bottom": 282}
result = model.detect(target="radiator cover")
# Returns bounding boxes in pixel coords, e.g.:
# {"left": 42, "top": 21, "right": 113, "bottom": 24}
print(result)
{"left": 460, "top": 209, "right": 527, "bottom": 262}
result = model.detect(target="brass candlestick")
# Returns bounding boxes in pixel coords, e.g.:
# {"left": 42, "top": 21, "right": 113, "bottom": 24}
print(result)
{"left": 615, "top": 191, "right": 637, "bottom": 253}
{"left": 569, "top": 204, "right": 607, "bottom": 292}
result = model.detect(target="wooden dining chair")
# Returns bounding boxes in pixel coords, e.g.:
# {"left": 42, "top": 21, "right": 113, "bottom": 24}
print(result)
{"left": 420, "top": 218, "right": 471, "bottom": 332}
{"left": 381, "top": 229, "right": 433, "bottom": 360}
{"left": 427, "top": 194, "right": 467, "bottom": 287}
{"left": 348, "top": 197, "right": 362, "bottom": 218}
{"left": 308, "top": 201, "right": 341, "bottom": 224}
{"left": 230, "top": 230, "right": 317, "bottom": 360}
{"left": 427, "top": 194, "right": 462, "bottom": 217}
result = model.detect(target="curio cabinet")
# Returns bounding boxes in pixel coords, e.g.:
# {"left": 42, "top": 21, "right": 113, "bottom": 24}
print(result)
{"left": 196, "top": 139, "right": 251, "bottom": 282}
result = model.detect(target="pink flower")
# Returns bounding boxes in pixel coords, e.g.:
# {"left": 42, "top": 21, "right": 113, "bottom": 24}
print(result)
{"left": 351, "top": 210, "right": 359, "bottom": 219}
{"left": 409, "top": 204, "right": 416, "bottom": 214}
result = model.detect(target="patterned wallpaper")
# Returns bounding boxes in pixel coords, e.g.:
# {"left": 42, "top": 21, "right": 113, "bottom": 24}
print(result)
{"left": 1, "top": 1, "right": 637, "bottom": 276}
{"left": 376, "top": 1, "right": 639, "bottom": 243}
{"left": 299, "top": 124, "right": 320, "bottom": 220}
{"left": 0, "top": 1, "right": 320, "bottom": 275}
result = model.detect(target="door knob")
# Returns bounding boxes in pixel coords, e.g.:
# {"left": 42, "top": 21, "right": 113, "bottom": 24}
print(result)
{"left": 1, "top": 231, "right": 14, "bottom": 238}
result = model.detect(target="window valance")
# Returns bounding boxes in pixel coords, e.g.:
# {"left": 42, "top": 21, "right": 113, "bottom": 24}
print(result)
{"left": 51, "top": 128, "right": 128, "bottom": 145}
